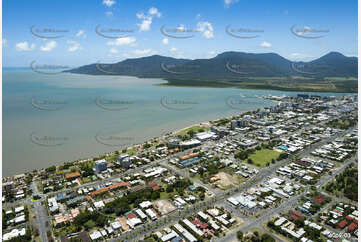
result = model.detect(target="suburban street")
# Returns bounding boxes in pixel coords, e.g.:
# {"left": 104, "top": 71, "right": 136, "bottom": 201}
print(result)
{"left": 3, "top": 120, "right": 356, "bottom": 242}
{"left": 111, "top": 126, "right": 356, "bottom": 242}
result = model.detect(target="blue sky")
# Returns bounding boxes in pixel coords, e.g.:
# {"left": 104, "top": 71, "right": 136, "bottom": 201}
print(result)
{"left": 3, "top": 0, "right": 358, "bottom": 67}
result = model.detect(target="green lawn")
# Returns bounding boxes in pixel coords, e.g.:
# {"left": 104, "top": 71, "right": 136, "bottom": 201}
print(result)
{"left": 174, "top": 125, "right": 208, "bottom": 137}
{"left": 248, "top": 149, "right": 282, "bottom": 167}
{"left": 82, "top": 177, "right": 91, "bottom": 183}
{"left": 159, "top": 192, "right": 171, "bottom": 200}
{"left": 126, "top": 148, "right": 137, "bottom": 155}
{"left": 193, "top": 174, "right": 202, "bottom": 180}
{"left": 159, "top": 191, "right": 178, "bottom": 200}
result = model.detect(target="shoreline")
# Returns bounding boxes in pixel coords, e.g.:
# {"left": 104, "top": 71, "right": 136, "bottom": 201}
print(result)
{"left": 4, "top": 92, "right": 352, "bottom": 179}
{"left": 3, "top": 97, "right": 276, "bottom": 179}
{"left": 157, "top": 80, "right": 357, "bottom": 93}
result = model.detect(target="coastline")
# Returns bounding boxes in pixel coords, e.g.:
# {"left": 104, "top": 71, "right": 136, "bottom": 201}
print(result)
{"left": 5, "top": 69, "right": 297, "bottom": 178}
{"left": 157, "top": 80, "right": 357, "bottom": 93}
{"left": 3, "top": 79, "right": 352, "bottom": 178}
{"left": 59, "top": 68, "right": 358, "bottom": 93}
{"left": 3, "top": 98, "right": 276, "bottom": 179}
{"left": 8, "top": 68, "right": 356, "bottom": 93}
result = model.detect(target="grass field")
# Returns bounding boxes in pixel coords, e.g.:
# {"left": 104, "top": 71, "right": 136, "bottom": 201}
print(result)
{"left": 174, "top": 125, "right": 208, "bottom": 137}
{"left": 126, "top": 148, "right": 137, "bottom": 155}
{"left": 160, "top": 192, "right": 173, "bottom": 200}
{"left": 82, "top": 177, "right": 91, "bottom": 183}
{"left": 248, "top": 149, "right": 282, "bottom": 167}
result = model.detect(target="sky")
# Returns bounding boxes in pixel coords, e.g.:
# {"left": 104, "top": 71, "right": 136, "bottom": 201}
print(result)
{"left": 2, "top": 0, "right": 358, "bottom": 67}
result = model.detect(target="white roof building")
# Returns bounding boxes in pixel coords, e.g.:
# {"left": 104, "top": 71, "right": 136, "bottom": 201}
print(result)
{"left": 145, "top": 208, "right": 157, "bottom": 220}
{"left": 14, "top": 206, "right": 24, "bottom": 213}
{"left": 227, "top": 197, "right": 239, "bottom": 206}
{"left": 161, "top": 230, "right": 178, "bottom": 242}
{"left": 3, "top": 228, "right": 26, "bottom": 241}
{"left": 275, "top": 217, "right": 287, "bottom": 226}
{"left": 127, "top": 218, "right": 142, "bottom": 228}
{"left": 14, "top": 215, "right": 26, "bottom": 224}
{"left": 175, "top": 197, "right": 186, "bottom": 206}
{"left": 196, "top": 131, "right": 216, "bottom": 141}
{"left": 197, "top": 211, "right": 209, "bottom": 220}
{"left": 93, "top": 201, "right": 105, "bottom": 209}
{"left": 182, "top": 218, "right": 203, "bottom": 237}
{"left": 135, "top": 209, "right": 147, "bottom": 220}
{"left": 180, "top": 139, "right": 201, "bottom": 147}
{"left": 106, "top": 227, "right": 114, "bottom": 234}
{"left": 139, "top": 201, "right": 152, "bottom": 209}
{"left": 173, "top": 223, "right": 197, "bottom": 242}
{"left": 89, "top": 230, "right": 102, "bottom": 240}
{"left": 111, "top": 221, "right": 122, "bottom": 230}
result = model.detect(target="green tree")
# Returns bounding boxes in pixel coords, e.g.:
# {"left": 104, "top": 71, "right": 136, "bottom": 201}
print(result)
{"left": 237, "top": 231, "right": 243, "bottom": 240}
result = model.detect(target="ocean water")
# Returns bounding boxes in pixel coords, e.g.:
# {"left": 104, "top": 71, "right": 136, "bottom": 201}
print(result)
{"left": 2, "top": 68, "right": 349, "bottom": 176}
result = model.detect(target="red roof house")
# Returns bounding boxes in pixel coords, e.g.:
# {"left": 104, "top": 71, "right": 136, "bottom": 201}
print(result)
{"left": 127, "top": 213, "right": 136, "bottom": 219}
{"left": 310, "top": 195, "right": 326, "bottom": 204}
{"left": 347, "top": 223, "right": 357, "bottom": 232}
{"left": 338, "top": 220, "right": 348, "bottom": 229}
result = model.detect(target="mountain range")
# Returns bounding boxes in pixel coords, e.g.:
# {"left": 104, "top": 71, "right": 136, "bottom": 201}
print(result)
{"left": 65, "top": 51, "right": 357, "bottom": 92}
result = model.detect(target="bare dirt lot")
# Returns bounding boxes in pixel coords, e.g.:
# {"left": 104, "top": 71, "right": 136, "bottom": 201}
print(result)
{"left": 117, "top": 217, "right": 130, "bottom": 231}
{"left": 153, "top": 199, "right": 176, "bottom": 215}
{"left": 215, "top": 172, "right": 239, "bottom": 189}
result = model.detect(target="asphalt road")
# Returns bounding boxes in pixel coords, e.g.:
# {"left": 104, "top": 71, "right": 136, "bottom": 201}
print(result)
{"left": 33, "top": 200, "right": 49, "bottom": 242}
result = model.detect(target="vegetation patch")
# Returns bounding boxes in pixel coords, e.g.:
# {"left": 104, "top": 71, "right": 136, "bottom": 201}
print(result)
{"left": 324, "top": 164, "right": 357, "bottom": 202}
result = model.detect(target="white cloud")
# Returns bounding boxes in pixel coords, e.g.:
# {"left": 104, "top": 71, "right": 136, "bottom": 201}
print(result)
{"left": 136, "top": 7, "right": 161, "bottom": 32}
{"left": 15, "top": 41, "right": 35, "bottom": 51}
{"left": 197, "top": 21, "right": 214, "bottom": 39}
{"left": 2, "top": 38, "right": 7, "bottom": 47}
{"left": 224, "top": 0, "right": 239, "bottom": 7}
{"left": 103, "top": 0, "right": 116, "bottom": 7}
{"left": 260, "top": 41, "right": 271, "bottom": 48}
{"left": 138, "top": 17, "right": 152, "bottom": 32}
{"left": 162, "top": 38, "right": 169, "bottom": 45}
{"left": 109, "top": 48, "right": 119, "bottom": 54}
{"left": 132, "top": 49, "right": 156, "bottom": 55}
{"left": 40, "top": 41, "right": 57, "bottom": 51}
{"left": 107, "top": 37, "right": 136, "bottom": 46}
{"left": 170, "top": 47, "right": 177, "bottom": 52}
{"left": 67, "top": 40, "right": 81, "bottom": 52}
{"left": 148, "top": 7, "right": 161, "bottom": 17}
{"left": 106, "top": 11, "right": 113, "bottom": 17}
{"left": 208, "top": 50, "right": 217, "bottom": 56}
{"left": 136, "top": 12, "right": 145, "bottom": 19}
{"left": 196, "top": 13, "right": 201, "bottom": 19}
{"left": 76, "top": 30, "right": 86, "bottom": 39}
